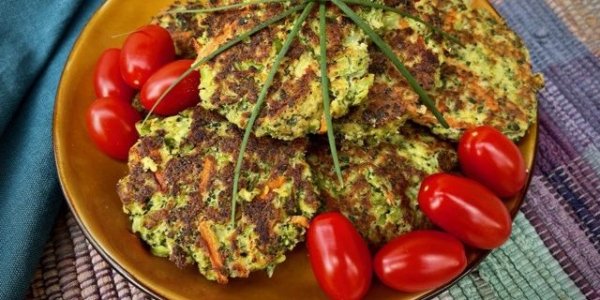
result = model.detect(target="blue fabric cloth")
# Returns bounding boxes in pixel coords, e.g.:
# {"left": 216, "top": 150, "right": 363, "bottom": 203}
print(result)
{"left": 0, "top": 1, "right": 102, "bottom": 299}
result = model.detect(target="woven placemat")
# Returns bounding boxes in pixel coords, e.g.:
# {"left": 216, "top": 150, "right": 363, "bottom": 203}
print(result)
{"left": 26, "top": 213, "right": 149, "bottom": 300}
{"left": 27, "top": 0, "right": 600, "bottom": 298}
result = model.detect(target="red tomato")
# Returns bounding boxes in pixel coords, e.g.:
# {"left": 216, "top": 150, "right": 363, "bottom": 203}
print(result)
{"left": 140, "top": 59, "right": 199, "bottom": 116}
{"left": 93, "top": 48, "right": 135, "bottom": 102}
{"left": 458, "top": 126, "right": 526, "bottom": 198}
{"left": 86, "top": 98, "right": 141, "bottom": 161}
{"left": 120, "top": 25, "right": 175, "bottom": 88}
{"left": 373, "top": 230, "right": 467, "bottom": 293}
{"left": 307, "top": 212, "right": 372, "bottom": 300}
{"left": 418, "top": 174, "right": 512, "bottom": 249}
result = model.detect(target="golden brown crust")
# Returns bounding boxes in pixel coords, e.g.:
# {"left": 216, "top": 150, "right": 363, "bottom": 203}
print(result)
{"left": 117, "top": 106, "right": 319, "bottom": 282}
{"left": 308, "top": 123, "right": 457, "bottom": 244}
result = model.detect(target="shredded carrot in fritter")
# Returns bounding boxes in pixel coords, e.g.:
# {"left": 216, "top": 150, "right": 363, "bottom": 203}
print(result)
{"left": 319, "top": 116, "right": 327, "bottom": 134}
{"left": 154, "top": 171, "right": 167, "bottom": 192}
{"left": 260, "top": 176, "right": 287, "bottom": 199}
{"left": 199, "top": 156, "right": 215, "bottom": 197}
{"left": 290, "top": 216, "right": 309, "bottom": 228}
{"left": 198, "top": 221, "right": 228, "bottom": 284}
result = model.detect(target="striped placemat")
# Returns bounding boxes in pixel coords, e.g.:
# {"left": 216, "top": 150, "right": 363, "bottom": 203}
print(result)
{"left": 27, "top": 213, "right": 148, "bottom": 300}
{"left": 29, "top": 0, "right": 600, "bottom": 298}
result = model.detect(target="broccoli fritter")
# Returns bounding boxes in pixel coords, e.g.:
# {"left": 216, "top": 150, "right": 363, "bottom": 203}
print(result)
{"left": 308, "top": 123, "right": 457, "bottom": 245}
{"left": 116, "top": 107, "right": 319, "bottom": 283}
{"left": 156, "top": 1, "right": 374, "bottom": 140}
{"left": 156, "top": 0, "right": 542, "bottom": 143}
{"left": 336, "top": 0, "right": 543, "bottom": 142}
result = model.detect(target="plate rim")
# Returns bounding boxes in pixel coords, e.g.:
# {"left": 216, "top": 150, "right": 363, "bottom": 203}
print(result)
{"left": 52, "top": 0, "right": 164, "bottom": 298}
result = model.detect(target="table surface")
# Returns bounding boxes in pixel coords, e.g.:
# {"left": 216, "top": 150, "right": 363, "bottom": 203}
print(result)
{"left": 28, "top": 0, "right": 600, "bottom": 299}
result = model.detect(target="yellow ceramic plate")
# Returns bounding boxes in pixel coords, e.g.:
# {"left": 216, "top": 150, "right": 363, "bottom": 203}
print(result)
{"left": 53, "top": 1, "right": 538, "bottom": 299}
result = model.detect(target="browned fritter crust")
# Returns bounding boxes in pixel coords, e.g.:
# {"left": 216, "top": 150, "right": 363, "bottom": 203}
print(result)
{"left": 308, "top": 123, "right": 457, "bottom": 245}
{"left": 198, "top": 3, "right": 372, "bottom": 140}
{"left": 335, "top": 0, "right": 543, "bottom": 142}
{"left": 155, "top": 1, "right": 543, "bottom": 143}
{"left": 155, "top": 1, "right": 374, "bottom": 140}
{"left": 152, "top": 1, "right": 205, "bottom": 58}
{"left": 117, "top": 106, "right": 319, "bottom": 283}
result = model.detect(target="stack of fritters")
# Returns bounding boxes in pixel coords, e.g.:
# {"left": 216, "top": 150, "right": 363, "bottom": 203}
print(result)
{"left": 117, "top": 0, "right": 544, "bottom": 283}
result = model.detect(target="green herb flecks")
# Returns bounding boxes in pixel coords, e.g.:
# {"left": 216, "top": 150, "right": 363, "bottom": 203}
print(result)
{"left": 169, "top": 0, "right": 294, "bottom": 14}
{"left": 318, "top": 3, "right": 343, "bottom": 186}
{"left": 143, "top": 3, "right": 308, "bottom": 124}
{"left": 342, "top": 0, "right": 464, "bottom": 47}
{"left": 231, "top": 2, "right": 315, "bottom": 225}
{"left": 332, "top": 0, "right": 449, "bottom": 128}
{"left": 146, "top": 0, "right": 459, "bottom": 225}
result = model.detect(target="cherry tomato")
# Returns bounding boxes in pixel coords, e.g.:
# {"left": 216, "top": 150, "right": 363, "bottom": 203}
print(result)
{"left": 307, "top": 212, "right": 372, "bottom": 300}
{"left": 120, "top": 25, "right": 175, "bottom": 88}
{"left": 373, "top": 230, "right": 467, "bottom": 293}
{"left": 140, "top": 59, "right": 199, "bottom": 116}
{"left": 458, "top": 126, "right": 526, "bottom": 198}
{"left": 86, "top": 98, "right": 141, "bottom": 161}
{"left": 418, "top": 174, "right": 512, "bottom": 249}
{"left": 93, "top": 48, "right": 135, "bottom": 102}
